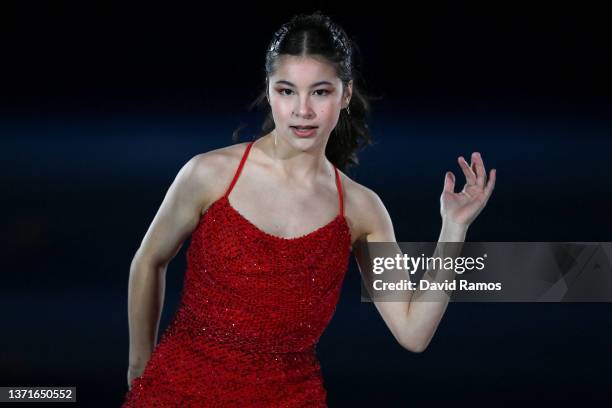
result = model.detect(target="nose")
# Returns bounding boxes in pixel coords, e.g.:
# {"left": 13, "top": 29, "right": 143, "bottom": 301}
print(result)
{"left": 293, "top": 96, "right": 315, "bottom": 118}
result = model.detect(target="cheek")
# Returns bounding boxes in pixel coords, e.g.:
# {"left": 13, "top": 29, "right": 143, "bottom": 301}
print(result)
{"left": 319, "top": 107, "right": 341, "bottom": 123}
{"left": 271, "top": 102, "right": 292, "bottom": 118}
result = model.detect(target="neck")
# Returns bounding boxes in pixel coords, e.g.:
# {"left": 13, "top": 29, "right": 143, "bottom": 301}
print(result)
{"left": 256, "top": 132, "right": 332, "bottom": 184}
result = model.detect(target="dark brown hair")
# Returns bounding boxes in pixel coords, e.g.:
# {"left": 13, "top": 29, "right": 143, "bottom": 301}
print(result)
{"left": 232, "top": 10, "right": 379, "bottom": 172}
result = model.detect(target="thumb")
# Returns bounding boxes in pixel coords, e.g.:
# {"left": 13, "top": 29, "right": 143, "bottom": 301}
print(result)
{"left": 443, "top": 171, "right": 455, "bottom": 193}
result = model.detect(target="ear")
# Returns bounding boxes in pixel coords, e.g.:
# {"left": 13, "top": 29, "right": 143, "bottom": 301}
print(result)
{"left": 344, "top": 80, "right": 353, "bottom": 107}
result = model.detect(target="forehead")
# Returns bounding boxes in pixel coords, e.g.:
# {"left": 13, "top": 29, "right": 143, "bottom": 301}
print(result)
{"left": 271, "top": 55, "right": 339, "bottom": 85}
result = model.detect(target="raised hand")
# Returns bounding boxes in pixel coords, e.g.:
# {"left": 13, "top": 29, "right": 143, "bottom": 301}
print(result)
{"left": 440, "top": 152, "right": 496, "bottom": 227}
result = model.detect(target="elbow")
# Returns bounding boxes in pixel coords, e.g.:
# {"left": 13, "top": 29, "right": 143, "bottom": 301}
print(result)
{"left": 131, "top": 250, "right": 166, "bottom": 271}
{"left": 398, "top": 333, "right": 430, "bottom": 354}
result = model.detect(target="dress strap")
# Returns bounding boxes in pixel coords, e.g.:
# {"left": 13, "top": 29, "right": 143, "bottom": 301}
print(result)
{"left": 333, "top": 165, "right": 344, "bottom": 217}
{"left": 224, "top": 140, "right": 255, "bottom": 198}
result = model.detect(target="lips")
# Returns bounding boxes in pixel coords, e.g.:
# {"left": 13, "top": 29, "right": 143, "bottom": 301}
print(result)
{"left": 290, "top": 126, "right": 318, "bottom": 137}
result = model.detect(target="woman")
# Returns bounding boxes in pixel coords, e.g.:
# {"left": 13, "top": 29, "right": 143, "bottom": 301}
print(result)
{"left": 122, "top": 11, "right": 496, "bottom": 407}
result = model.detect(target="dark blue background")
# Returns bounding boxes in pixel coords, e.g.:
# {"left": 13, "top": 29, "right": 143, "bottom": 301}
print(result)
{"left": 1, "top": 2, "right": 611, "bottom": 407}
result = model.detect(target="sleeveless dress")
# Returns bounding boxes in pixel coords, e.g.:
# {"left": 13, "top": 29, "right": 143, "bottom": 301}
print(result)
{"left": 122, "top": 140, "right": 352, "bottom": 407}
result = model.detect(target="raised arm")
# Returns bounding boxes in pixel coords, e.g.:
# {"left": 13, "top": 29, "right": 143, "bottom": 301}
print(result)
{"left": 126, "top": 152, "right": 221, "bottom": 387}
{"left": 352, "top": 152, "right": 495, "bottom": 353}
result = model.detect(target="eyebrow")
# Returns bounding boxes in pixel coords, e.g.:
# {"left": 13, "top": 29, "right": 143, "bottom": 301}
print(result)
{"left": 274, "top": 80, "right": 334, "bottom": 88}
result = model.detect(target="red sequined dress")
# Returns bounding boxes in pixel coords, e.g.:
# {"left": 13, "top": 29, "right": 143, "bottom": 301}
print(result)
{"left": 122, "top": 140, "right": 352, "bottom": 407}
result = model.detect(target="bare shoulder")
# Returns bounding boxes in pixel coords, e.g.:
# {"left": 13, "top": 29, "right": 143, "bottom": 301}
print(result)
{"left": 336, "top": 169, "right": 396, "bottom": 244}
{"left": 189, "top": 141, "right": 249, "bottom": 177}
{"left": 185, "top": 141, "right": 251, "bottom": 212}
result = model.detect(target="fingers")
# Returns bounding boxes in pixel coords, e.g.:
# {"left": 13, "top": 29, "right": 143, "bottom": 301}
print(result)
{"left": 471, "top": 152, "right": 487, "bottom": 187}
{"left": 484, "top": 168, "right": 496, "bottom": 198}
{"left": 461, "top": 152, "right": 488, "bottom": 187}
{"left": 458, "top": 152, "right": 495, "bottom": 202}
{"left": 458, "top": 156, "right": 477, "bottom": 185}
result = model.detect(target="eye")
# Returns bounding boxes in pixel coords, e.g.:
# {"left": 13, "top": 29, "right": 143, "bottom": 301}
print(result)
{"left": 276, "top": 89, "right": 331, "bottom": 96}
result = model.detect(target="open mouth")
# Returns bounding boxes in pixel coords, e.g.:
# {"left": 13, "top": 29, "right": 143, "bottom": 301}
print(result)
{"left": 290, "top": 126, "right": 318, "bottom": 137}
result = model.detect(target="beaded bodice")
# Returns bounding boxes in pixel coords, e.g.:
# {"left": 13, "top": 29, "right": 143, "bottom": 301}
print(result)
{"left": 174, "top": 140, "right": 352, "bottom": 353}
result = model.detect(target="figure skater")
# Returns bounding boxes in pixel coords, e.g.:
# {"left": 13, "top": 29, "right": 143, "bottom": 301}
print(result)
{"left": 122, "top": 10, "right": 496, "bottom": 407}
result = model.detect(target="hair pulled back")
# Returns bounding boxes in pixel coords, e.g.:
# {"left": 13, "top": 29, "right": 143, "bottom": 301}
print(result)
{"left": 232, "top": 10, "right": 378, "bottom": 171}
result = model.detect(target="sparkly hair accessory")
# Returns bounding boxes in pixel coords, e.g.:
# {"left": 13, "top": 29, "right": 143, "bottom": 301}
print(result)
{"left": 268, "top": 24, "right": 291, "bottom": 55}
{"left": 329, "top": 25, "right": 352, "bottom": 60}
{"left": 267, "top": 20, "right": 352, "bottom": 62}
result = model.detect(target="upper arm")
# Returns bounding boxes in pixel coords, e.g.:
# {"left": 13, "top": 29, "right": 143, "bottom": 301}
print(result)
{"left": 132, "top": 153, "right": 221, "bottom": 268}
{"left": 353, "top": 187, "right": 397, "bottom": 243}
{"left": 351, "top": 187, "right": 424, "bottom": 352}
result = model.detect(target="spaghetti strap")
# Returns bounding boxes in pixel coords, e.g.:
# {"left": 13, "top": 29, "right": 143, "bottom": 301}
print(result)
{"left": 224, "top": 140, "right": 255, "bottom": 198}
{"left": 224, "top": 139, "right": 343, "bottom": 217}
{"left": 333, "top": 165, "right": 344, "bottom": 217}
